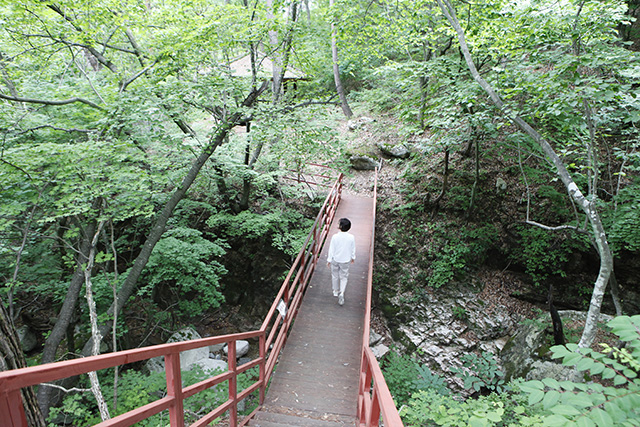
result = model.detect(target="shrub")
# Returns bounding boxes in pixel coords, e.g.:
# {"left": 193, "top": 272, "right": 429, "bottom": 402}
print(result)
{"left": 140, "top": 226, "right": 227, "bottom": 316}
{"left": 519, "top": 315, "right": 640, "bottom": 426}
{"left": 401, "top": 388, "right": 543, "bottom": 427}
{"left": 451, "top": 351, "right": 506, "bottom": 395}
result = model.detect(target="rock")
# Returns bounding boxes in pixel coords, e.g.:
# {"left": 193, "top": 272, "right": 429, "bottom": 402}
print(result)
{"left": 350, "top": 155, "right": 380, "bottom": 171}
{"left": 369, "top": 330, "right": 383, "bottom": 346}
{"left": 223, "top": 340, "right": 250, "bottom": 359}
{"left": 17, "top": 325, "right": 37, "bottom": 352}
{"left": 145, "top": 356, "right": 165, "bottom": 373}
{"left": 496, "top": 177, "right": 507, "bottom": 193}
{"left": 193, "top": 359, "right": 228, "bottom": 375}
{"left": 377, "top": 142, "right": 410, "bottom": 159}
{"left": 499, "top": 318, "right": 548, "bottom": 381}
{"left": 372, "top": 343, "right": 390, "bottom": 360}
{"left": 500, "top": 310, "right": 613, "bottom": 382}
{"left": 347, "top": 116, "right": 375, "bottom": 130}
{"left": 526, "top": 361, "right": 582, "bottom": 382}
{"left": 388, "top": 285, "right": 517, "bottom": 394}
{"left": 238, "top": 357, "right": 252, "bottom": 367}
{"left": 209, "top": 343, "right": 225, "bottom": 354}
{"left": 145, "top": 327, "right": 208, "bottom": 373}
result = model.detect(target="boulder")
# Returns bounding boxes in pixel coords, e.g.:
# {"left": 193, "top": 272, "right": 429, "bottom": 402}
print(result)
{"left": 369, "top": 330, "right": 383, "bottom": 347}
{"left": 526, "top": 361, "right": 582, "bottom": 382}
{"left": 17, "top": 325, "right": 37, "bottom": 352}
{"left": 499, "top": 319, "right": 548, "bottom": 381}
{"left": 500, "top": 310, "right": 613, "bottom": 382}
{"left": 377, "top": 142, "right": 410, "bottom": 159}
{"left": 372, "top": 344, "right": 390, "bottom": 360}
{"left": 193, "top": 359, "right": 228, "bottom": 375}
{"left": 209, "top": 343, "right": 225, "bottom": 354}
{"left": 350, "top": 155, "right": 380, "bottom": 171}
{"left": 347, "top": 116, "right": 375, "bottom": 130}
{"left": 388, "top": 285, "right": 517, "bottom": 394}
{"left": 223, "top": 340, "right": 250, "bottom": 359}
{"left": 496, "top": 177, "right": 507, "bottom": 193}
{"left": 145, "top": 327, "right": 208, "bottom": 373}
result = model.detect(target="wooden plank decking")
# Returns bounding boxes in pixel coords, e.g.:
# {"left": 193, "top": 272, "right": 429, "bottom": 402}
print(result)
{"left": 249, "top": 194, "right": 374, "bottom": 427}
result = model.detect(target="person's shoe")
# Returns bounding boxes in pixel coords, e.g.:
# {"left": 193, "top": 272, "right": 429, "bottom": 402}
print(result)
{"left": 338, "top": 294, "right": 344, "bottom": 306}
{"left": 333, "top": 290, "right": 339, "bottom": 297}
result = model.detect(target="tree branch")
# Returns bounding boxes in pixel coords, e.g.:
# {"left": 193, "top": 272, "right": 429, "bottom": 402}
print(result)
{"left": 524, "top": 220, "right": 588, "bottom": 234}
{"left": 119, "top": 60, "right": 158, "bottom": 93}
{"left": 0, "top": 92, "right": 105, "bottom": 110}
{"left": 14, "top": 125, "right": 93, "bottom": 134}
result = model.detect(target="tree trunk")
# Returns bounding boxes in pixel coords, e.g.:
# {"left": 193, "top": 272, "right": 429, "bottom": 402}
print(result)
{"left": 433, "top": 148, "right": 450, "bottom": 205}
{"left": 549, "top": 285, "right": 565, "bottom": 346}
{"left": 436, "top": 0, "right": 613, "bottom": 349}
{"left": 0, "top": 298, "right": 46, "bottom": 427}
{"left": 329, "top": 0, "right": 353, "bottom": 118}
{"left": 467, "top": 138, "right": 480, "bottom": 215}
{"left": 37, "top": 220, "right": 98, "bottom": 419}
{"left": 304, "top": 0, "right": 311, "bottom": 23}
{"left": 266, "top": 0, "right": 283, "bottom": 101}
{"left": 83, "top": 221, "right": 110, "bottom": 421}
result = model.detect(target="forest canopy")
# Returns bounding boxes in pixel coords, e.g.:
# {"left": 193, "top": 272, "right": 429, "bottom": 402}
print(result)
{"left": 2, "top": 0, "right": 640, "bottom": 425}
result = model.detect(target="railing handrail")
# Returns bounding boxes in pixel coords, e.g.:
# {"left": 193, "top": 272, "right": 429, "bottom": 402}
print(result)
{"left": 357, "top": 166, "right": 404, "bottom": 427}
{"left": 0, "top": 172, "right": 344, "bottom": 427}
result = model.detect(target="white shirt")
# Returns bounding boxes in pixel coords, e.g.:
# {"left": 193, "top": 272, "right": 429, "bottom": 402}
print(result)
{"left": 327, "top": 231, "right": 356, "bottom": 264}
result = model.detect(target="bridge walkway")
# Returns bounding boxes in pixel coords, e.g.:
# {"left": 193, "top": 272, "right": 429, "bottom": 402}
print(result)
{"left": 248, "top": 194, "right": 374, "bottom": 427}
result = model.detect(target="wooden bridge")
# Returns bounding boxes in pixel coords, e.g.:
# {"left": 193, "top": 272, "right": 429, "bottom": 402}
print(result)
{"left": 0, "top": 172, "right": 402, "bottom": 427}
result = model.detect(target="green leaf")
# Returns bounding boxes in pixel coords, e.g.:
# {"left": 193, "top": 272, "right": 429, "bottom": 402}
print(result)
{"left": 576, "top": 358, "right": 594, "bottom": 372}
{"left": 558, "top": 381, "right": 576, "bottom": 391}
{"left": 588, "top": 408, "right": 613, "bottom": 425}
{"left": 589, "top": 362, "right": 605, "bottom": 375}
{"left": 602, "top": 368, "right": 616, "bottom": 379}
{"left": 551, "top": 404, "right": 581, "bottom": 416}
{"left": 528, "top": 389, "right": 545, "bottom": 406}
{"left": 614, "top": 375, "right": 629, "bottom": 386}
{"left": 604, "top": 401, "right": 627, "bottom": 423}
{"left": 576, "top": 416, "right": 596, "bottom": 427}
{"left": 543, "top": 390, "right": 561, "bottom": 410}
{"left": 520, "top": 380, "right": 545, "bottom": 393}
{"left": 543, "top": 414, "right": 571, "bottom": 426}
{"left": 542, "top": 378, "right": 561, "bottom": 389}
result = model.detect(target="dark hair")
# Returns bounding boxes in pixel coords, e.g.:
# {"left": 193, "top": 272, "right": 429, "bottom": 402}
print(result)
{"left": 339, "top": 218, "right": 351, "bottom": 232}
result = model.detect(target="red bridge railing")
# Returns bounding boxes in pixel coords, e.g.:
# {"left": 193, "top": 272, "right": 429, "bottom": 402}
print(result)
{"left": 0, "top": 173, "right": 344, "bottom": 427}
{"left": 357, "top": 167, "right": 404, "bottom": 426}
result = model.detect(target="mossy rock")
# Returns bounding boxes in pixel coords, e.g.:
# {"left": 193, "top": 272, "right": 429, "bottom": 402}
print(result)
{"left": 350, "top": 155, "right": 381, "bottom": 171}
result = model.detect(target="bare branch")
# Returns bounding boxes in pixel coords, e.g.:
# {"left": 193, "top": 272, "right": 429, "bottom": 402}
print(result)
{"left": 0, "top": 92, "right": 105, "bottom": 110}
{"left": 0, "top": 158, "right": 33, "bottom": 179}
{"left": 14, "top": 125, "right": 93, "bottom": 135}
{"left": 119, "top": 60, "right": 158, "bottom": 93}
{"left": 524, "top": 220, "right": 588, "bottom": 234}
{"left": 41, "top": 383, "right": 91, "bottom": 393}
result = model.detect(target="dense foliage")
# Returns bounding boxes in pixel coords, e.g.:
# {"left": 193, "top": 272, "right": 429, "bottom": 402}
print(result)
{"left": 1, "top": 0, "right": 640, "bottom": 424}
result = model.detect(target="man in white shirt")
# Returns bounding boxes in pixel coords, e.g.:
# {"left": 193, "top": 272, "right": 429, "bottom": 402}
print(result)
{"left": 327, "top": 218, "right": 356, "bottom": 306}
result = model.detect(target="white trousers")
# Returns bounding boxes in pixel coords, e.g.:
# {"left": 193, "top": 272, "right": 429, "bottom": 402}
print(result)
{"left": 330, "top": 261, "right": 350, "bottom": 295}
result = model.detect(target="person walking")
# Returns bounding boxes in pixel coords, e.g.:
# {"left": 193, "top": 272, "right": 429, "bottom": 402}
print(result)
{"left": 327, "top": 218, "right": 356, "bottom": 306}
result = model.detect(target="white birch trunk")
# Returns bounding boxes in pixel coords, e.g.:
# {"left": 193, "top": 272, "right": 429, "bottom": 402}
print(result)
{"left": 84, "top": 221, "right": 111, "bottom": 421}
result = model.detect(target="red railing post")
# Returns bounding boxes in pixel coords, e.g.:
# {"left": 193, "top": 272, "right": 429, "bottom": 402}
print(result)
{"left": 259, "top": 333, "right": 266, "bottom": 405}
{"left": 164, "top": 353, "right": 185, "bottom": 427}
{"left": 0, "top": 390, "right": 27, "bottom": 427}
{"left": 228, "top": 340, "right": 238, "bottom": 426}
